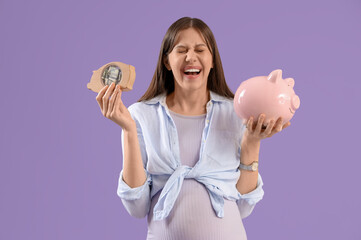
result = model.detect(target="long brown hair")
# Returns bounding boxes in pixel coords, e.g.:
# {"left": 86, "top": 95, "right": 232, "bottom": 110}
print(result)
{"left": 137, "top": 17, "right": 234, "bottom": 102}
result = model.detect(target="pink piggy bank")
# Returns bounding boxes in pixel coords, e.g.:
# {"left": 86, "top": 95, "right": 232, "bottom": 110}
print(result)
{"left": 234, "top": 69, "right": 300, "bottom": 127}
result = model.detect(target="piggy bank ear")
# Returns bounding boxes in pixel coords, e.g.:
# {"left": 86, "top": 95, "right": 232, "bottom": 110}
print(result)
{"left": 268, "top": 69, "right": 282, "bottom": 84}
{"left": 285, "top": 78, "right": 295, "bottom": 88}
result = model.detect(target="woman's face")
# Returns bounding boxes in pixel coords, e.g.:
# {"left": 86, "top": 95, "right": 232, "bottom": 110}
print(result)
{"left": 164, "top": 27, "right": 213, "bottom": 93}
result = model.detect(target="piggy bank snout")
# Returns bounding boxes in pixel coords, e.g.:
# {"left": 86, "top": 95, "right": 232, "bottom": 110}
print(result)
{"left": 291, "top": 95, "right": 300, "bottom": 110}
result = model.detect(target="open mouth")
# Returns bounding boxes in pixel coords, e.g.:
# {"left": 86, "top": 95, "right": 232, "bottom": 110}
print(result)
{"left": 183, "top": 69, "right": 202, "bottom": 75}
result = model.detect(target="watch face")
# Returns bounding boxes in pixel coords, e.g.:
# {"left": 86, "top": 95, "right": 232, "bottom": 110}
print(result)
{"left": 252, "top": 162, "right": 258, "bottom": 171}
{"left": 101, "top": 65, "right": 122, "bottom": 86}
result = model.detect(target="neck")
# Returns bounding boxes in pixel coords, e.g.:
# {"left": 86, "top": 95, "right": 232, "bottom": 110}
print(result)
{"left": 166, "top": 88, "right": 210, "bottom": 115}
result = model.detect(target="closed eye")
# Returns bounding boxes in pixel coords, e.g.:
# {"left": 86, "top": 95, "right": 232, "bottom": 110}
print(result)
{"left": 177, "top": 49, "right": 204, "bottom": 53}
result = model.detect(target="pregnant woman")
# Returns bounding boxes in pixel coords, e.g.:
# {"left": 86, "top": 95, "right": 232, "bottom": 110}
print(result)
{"left": 96, "top": 17, "right": 290, "bottom": 240}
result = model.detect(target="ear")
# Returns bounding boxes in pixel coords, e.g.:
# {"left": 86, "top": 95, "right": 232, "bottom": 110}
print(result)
{"left": 163, "top": 57, "right": 171, "bottom": 71}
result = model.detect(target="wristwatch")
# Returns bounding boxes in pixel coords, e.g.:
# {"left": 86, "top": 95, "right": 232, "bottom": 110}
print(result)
{"left": 239, "top": 161, "right": 259, "bottom": 171}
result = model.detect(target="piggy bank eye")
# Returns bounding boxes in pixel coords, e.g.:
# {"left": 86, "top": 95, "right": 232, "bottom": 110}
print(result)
{"left": 101, "top": 65, "right": 122, "bottom": 86}
{"left": 286, "top": 78, "right": 295, "bottom": 88}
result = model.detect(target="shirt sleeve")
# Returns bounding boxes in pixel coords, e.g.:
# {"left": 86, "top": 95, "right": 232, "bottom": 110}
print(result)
{"left": 116, "top": 109, "right": 152, "bottom": 219}
{"left": 117, "top": 168, "right": 152, "bottom": 218}
{"left": 236, "top": 172, "right": 264, "bottom": 219}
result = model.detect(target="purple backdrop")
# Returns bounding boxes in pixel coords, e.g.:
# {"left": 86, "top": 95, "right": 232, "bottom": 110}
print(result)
{"left": 1, "top": 0, "right": 360, "bottom": 239}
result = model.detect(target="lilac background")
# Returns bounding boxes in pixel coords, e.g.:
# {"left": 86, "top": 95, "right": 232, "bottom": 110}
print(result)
{"left": 1, "top": 0, "right": 360, "bottom": 239}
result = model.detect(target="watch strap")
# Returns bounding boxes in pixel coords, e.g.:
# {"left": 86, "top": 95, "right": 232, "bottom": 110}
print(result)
{"left": 239, "top": 161, "right": 258, "bottom": 171}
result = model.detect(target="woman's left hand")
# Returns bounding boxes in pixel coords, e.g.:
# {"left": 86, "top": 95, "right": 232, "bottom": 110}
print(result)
{"left": 242, "top": 113, "right": 291, "bottom": 145}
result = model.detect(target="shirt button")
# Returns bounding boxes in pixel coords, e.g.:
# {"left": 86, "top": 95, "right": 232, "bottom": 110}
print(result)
{"left": 206, "top": 119, "right": 209, "bottom": 123}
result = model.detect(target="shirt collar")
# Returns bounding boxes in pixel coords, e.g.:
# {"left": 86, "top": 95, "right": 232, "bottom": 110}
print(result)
{"left": 142, "top": 90, "right": 230, "bottom": 105}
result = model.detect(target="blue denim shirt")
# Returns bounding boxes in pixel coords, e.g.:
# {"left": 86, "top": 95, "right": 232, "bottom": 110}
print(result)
{"left": 117, "top": 91, "right": 264, "bottom": 220}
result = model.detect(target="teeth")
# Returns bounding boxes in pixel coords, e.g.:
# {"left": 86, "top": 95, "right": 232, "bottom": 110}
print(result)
{"left": 184, "top": 69, "right": 200, "bottom": 73}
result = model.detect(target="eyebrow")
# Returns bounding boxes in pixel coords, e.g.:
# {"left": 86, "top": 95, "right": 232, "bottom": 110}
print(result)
{"left": 174, "top": 44, "right": 207, "bottom": 49}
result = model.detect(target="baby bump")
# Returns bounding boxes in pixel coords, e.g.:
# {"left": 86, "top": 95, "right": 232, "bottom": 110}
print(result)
{"left": 147, "top": 179, "right": 247, "bottom": 240}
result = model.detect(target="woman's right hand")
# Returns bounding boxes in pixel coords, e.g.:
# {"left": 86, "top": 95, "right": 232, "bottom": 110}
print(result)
{"left": 96, "top": 82, "right": 136, "bottom": 132}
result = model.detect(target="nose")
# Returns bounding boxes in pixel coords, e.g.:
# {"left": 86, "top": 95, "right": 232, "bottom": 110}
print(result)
{"left": 185, "top": 50, "right": 197, "bottom": 62}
